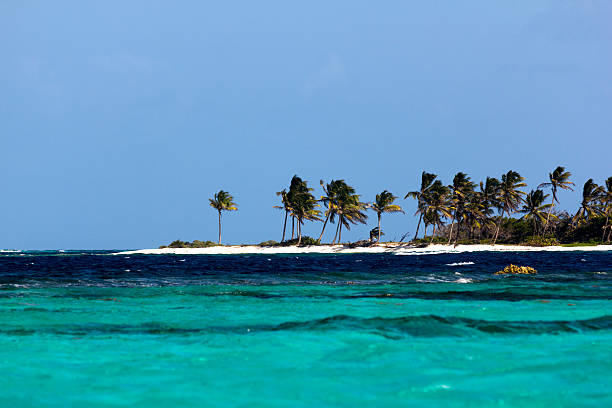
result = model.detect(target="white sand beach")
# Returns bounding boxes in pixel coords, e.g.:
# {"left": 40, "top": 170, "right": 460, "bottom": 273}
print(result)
{"left": 117, "top": 244, "right": 612, "bottom": 256}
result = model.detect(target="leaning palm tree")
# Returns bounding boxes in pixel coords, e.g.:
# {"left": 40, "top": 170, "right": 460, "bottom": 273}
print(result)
{"left": 424, "top": 181, "right": 452, "bottom": 243}
{"left": 286, "top": 175, "right": 309, "bottom": 240}
{"left": 209, "top": 190, "right": 238, "bottom": 244}
{"left": 463, "top": 191, "right": 485, "bottom": 240}
{"left": 520, "top": 189, "right": 553, "bottom": 235}
{"left": 601, "top": 177, "right": 612, "bottom": 242}
{"left": 447, "top": 172, "right": 475, "bottom": 244}
{"left": 572, "top": 179, "right": 604, "bottom": 228}
{"left": 492, "top": 170, "right": 526, "bottom": 244}
{"left": 405, "top": 171, "right": 437, "bottom": 240}
{"left": 274, "top": 189, "right": 291, "bottom": 243}
{"left": 317, "top": 179, "right": 346, "bottom": 243}
{"left": 538, "top": 166, "right": 574, "bottom": 234}
{"left": 370, "top": 190, "right": 404, "bottom": 244}
{"left": 329, "top": 183, "right": 368, "bottom": 244}
{"left": 291, "top": 182, "right": 322, "bottom": 245}
{"left": 479, "top": 177, "right": 500, "bottom": 239}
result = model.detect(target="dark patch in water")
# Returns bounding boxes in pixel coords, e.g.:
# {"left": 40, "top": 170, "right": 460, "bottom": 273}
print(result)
{"left": 2, "top": 315, "right": 610, "bottom": 339}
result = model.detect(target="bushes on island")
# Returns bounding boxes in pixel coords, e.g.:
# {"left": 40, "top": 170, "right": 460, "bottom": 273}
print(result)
{"left": 280, "top": 236, "right": 320, "bottom": 246}
{"left": 418, "top": 214, "right": 607, "bottom": 246}
{"left": 520, "top": 236, "right": 559, "bottom": 247}
{"left": 258, "top": 240, "right": 279, "bottom": 247}
{"left": 159, "top": 240, "right": 218, "bottom": 249}
{"left": 256, "top": 236, "right": 321, "bottom": 247}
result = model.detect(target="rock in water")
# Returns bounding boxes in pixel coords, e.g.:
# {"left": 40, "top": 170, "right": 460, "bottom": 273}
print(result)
{"left": 495, "top": 264, "right": 538, "bottom": 275}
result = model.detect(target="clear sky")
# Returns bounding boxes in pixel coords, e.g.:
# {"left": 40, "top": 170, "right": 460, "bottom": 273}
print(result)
{"left": 1, "top": 1, "right": 611, "bottom": 249}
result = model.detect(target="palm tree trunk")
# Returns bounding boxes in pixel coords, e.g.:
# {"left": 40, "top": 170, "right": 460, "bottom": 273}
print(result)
{"left": 317, "top": 213, "right": 330, "bottom": 243}
{"left": 377, "top": 213, "right": 381, "bottom": 244}
{"left": 281, "top": 211, "right": 288, "bottom": 243}
{"left": 492, "top": 209, "right": 505, "bottom": 244}
{"left": 338, "top": 218, "right": 343, "bottom": 244}
{"left": 218, "top": 210, "right": 222, "bottom": 244}
{"left": 542, "top": 198, "right": 555, "bottom": 235}
{"left": 602, "top": 213, "right": 609, "bottom": 241}
{"left": 291, "top": 217, "right": 295, "bottom": 240}
{"left": 297, "top": 220, "right": 302, "bottom": 246}
{"left": 332, "top": 221, "right": 340, "bottom": 245}
{"left": 447, "top": 214, "right": 455, "bottom": 245}
{"left": 454, "top": 220, "right": 461, "bottom": 245}
{"left": 430, "top": 223, "right": 436, "bottom": 243}
{"left": 413, "top": 212, "right": 422, "bottom": 241}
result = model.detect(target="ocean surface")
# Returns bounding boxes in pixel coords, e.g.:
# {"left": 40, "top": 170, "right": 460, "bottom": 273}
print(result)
{"left": 1, "top": 250, "right": 611, "bottom": 407}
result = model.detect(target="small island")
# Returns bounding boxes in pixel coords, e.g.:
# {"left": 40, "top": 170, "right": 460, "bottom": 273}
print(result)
{"left": 124, "top": 167, "right": 612, "bottom": 255}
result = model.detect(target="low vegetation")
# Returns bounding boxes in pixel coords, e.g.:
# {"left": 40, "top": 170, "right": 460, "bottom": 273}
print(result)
{"left": 159, "top": 240, "right": 218, "bottom": 249}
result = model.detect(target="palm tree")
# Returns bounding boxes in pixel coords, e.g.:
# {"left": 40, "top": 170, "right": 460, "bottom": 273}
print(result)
{"left": 274, "top": 189, "right": 291, "bottom": 242}
{"left": 328, "top": 182, "right": 368, "bottom": 244}
{"left": 601, "top": 177, "right": 612, "bottom": 242}
{"left": 538, "top": 166, "right": 574, "bottom": 234}
{"left": 370, "top": 190, "right": 404, "bottom": 244}
{"left": 291, "top": 181, "right": 321, "bottom": 245}
{"left": 520, "top": 189, "right": 552, "bottom": 235}
{"left": 369, "top": 227, "right": 382, "bottom": 242}
{"left": 317, "top": 179, "right": 346, "bottom": 243}
{"left": 447, "top": 172, "right": 475, "bottom": 244}
{"left": 405, "top": 172, "right": 437, "bottom": 240}
{"left": 463, "top": 191, "right": 485, "bottom": 240}
{"left": 286, "top": 175, "right": 309, "bottom": 240}
{"left": 424, "top": 181, "right": 452, "bottom": 243}
{"left": 479, "top": 177, "right": 500, "bottom": 238}
{"left": 492, "top": 170, "right": 526, "bottom": 244}
{"left": 422, "top": 210, "right": 434, "bottom": 241}
{"left": 209, "top": 190, "right": 238, "bottom": 244}
{"left": 572, "top": 179, "right": 604, "bottom": 228}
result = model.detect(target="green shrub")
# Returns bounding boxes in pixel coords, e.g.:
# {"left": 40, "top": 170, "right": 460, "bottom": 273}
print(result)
{"left": 521, "top": 236, "right": 559, "bottom": 247}
{"left": 558, "top": 217, "right": 606, "bottom": 244}
{"left": 412, "top": 236, "right": 447, "bottom": 245}
{"left": 189, "top": 240, "right": 218, "bottom": 248}
{"left": 164, "top": 240, "right": 218, "bottom": 248}
{"left": 562, "top": 239, "right": 602, "bottom": 247}
{"left": 258, "top": 240, "right": 279, "bottom": 247}
{"left": 168, "top": 240, "right": 189, "bottom": 248}
{"left": 280, "top": 236, "right": 320, "bottom": 246}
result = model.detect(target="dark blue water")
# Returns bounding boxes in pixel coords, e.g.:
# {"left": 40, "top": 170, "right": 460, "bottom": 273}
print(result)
{"left": 2, "top": 250, "right": 611, "bottom": 286}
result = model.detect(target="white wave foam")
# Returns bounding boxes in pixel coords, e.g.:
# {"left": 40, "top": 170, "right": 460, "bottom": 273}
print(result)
{"left": 454, "top": 278, "right": 473, "bottom": 283}
{"left": 446, "top": 262, "right": 475, "bottom": 266}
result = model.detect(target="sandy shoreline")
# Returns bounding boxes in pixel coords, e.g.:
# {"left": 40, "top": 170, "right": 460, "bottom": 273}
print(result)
{"left": 117, "top": 244, "right": 612, "bottom": 256}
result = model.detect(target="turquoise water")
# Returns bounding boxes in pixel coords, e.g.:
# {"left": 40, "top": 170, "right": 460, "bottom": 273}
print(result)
{"left": 1, "top": 251, "right": 611, "bottom": 407}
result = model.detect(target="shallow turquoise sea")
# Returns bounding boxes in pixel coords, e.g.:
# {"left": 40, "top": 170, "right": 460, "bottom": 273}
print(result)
{"left": 1, "top": 251, "right": 611, "bottom": 407}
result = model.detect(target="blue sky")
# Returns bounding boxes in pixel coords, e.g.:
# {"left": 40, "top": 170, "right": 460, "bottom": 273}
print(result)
{"left": 1, "top": 1, "right": 611, "bottom": 249}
